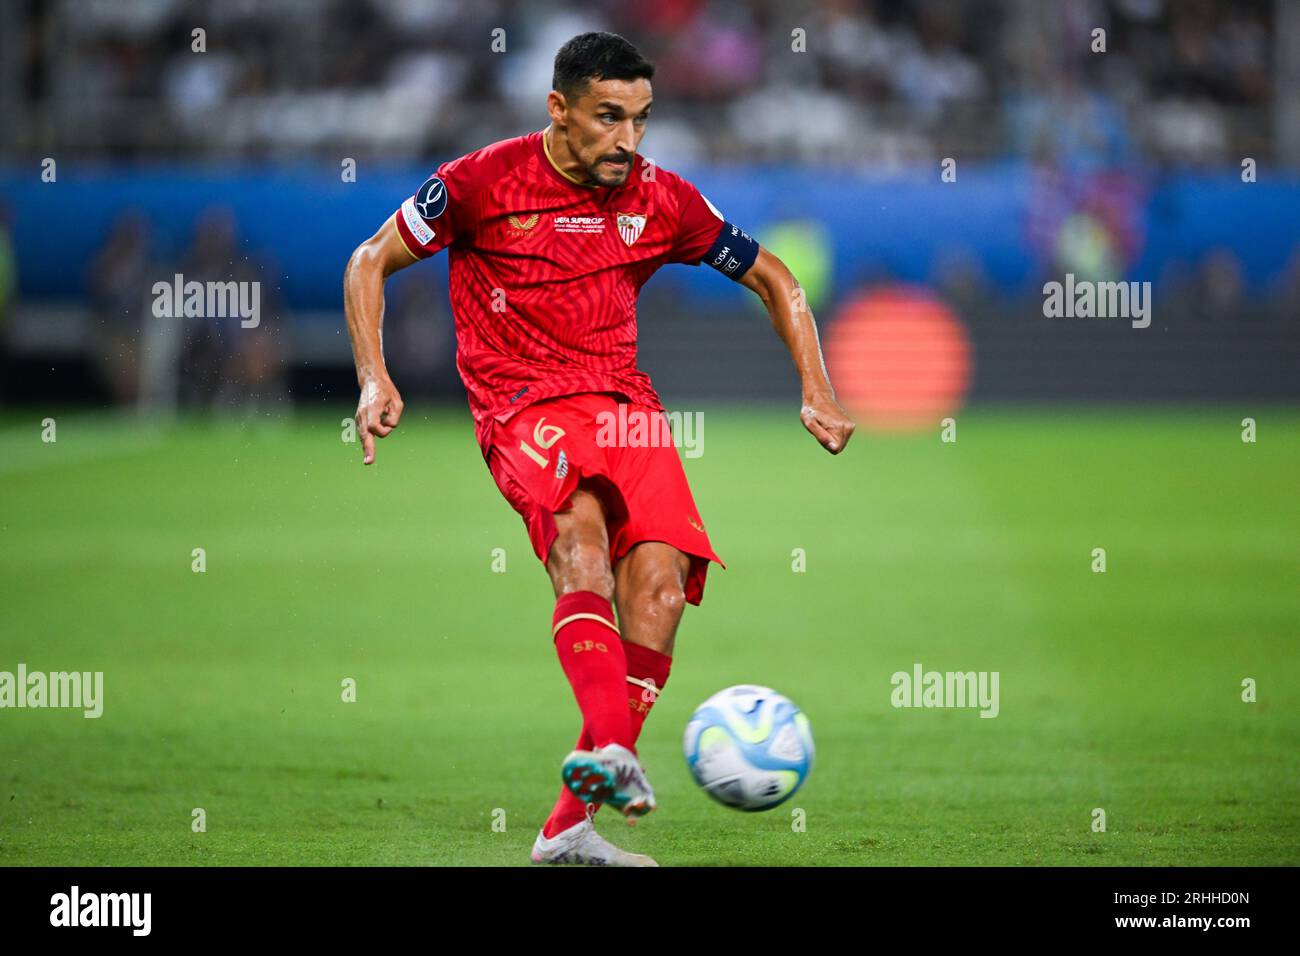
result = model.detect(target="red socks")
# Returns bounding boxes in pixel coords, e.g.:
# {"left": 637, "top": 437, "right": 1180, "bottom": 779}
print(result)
{"left": 623, "top": 640, "right": 673, "bottom": 742}
{"left": 543, "top": 619, "right": 673, "bottom": 839}
{"left": 551, "top": 591, "right": 633, "bottom": 751}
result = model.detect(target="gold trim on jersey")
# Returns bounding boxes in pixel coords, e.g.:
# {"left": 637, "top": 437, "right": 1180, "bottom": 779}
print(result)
{"left": 542, "top": 127, "right": 599, "bottom": 189}
{"left": 391, "top": 212, "right": 421, "bottom": 261}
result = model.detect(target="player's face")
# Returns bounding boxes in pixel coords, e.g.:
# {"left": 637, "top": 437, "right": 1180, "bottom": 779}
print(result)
{"left": 556, "top": 78, "right": 652, "bottom": 187}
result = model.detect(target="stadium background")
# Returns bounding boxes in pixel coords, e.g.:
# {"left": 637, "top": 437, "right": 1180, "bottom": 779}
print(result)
{"left": 0, "top": 0, "right": 1296, "bottom": 867}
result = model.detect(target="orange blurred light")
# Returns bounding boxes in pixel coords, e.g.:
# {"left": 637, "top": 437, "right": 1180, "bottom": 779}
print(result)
{"left": 825, "top": 285, "right": 973, "bottom": 432}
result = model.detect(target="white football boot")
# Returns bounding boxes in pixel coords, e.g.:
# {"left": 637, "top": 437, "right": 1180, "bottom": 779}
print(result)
{"left": 530, "top": 817, "right": 658, "bottom": 867}
{"left": 560, "top": 742, "right": 657, "bottom": 821}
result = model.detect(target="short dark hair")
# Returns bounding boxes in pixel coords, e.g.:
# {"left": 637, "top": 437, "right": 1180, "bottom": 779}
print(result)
{"left": 552, "top": 32, "right": 654, "bottom": 99}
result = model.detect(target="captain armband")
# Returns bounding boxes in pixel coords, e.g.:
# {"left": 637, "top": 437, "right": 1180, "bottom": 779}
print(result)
{"left": 703, "top": 222, "right": 759, "bottom": 280}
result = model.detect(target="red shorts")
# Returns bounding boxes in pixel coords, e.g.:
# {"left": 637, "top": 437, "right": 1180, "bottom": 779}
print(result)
{"left": 482, "top": 391, "right": 724, "bottom": 605}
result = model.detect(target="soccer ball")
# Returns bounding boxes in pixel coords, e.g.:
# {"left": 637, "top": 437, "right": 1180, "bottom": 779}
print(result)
{"left": 683, "top": 685, "right": 814, "bottom": 811}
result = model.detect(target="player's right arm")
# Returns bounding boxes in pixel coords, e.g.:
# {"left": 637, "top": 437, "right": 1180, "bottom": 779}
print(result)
{"left": 343, "top": 214, "right": 418, "bottom": 465}
{"left": 345, "top": 162, "right": 480, "bottom": 464}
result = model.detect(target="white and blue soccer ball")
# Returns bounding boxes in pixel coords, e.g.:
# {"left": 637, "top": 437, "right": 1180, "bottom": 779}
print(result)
{"left": 683, "top": 685, "right": 814, "bottom": 811}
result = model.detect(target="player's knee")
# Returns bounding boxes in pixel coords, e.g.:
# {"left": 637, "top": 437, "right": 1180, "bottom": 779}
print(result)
{"left": 549, "top": 539, "right": 615, "bottom": 600}
{"left": 631, "top": 573, "right": 687, "bottom": 625}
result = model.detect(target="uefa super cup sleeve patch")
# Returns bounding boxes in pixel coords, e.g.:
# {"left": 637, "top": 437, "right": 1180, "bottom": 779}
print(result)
{"left": 413, "top": 175, "right": 448, "bottom": 221}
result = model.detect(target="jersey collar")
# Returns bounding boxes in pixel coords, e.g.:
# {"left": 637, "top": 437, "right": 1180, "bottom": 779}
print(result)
{"left": 539, "top": 127, "right": 602, "bottom": 191}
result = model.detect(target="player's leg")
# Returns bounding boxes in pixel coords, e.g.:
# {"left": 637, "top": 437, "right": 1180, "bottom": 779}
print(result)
{"left": 545, "top": 480, "right": 629, "bottom": 752}
{"left": 545, "top": 479, "right": 656, "bottom": 819}
{"left": 613, "top": 540, "right": 693, "bottom": 656}
{"left": 611, "top": 542, "right": 689, "bottom": 751}
{"left": 540, "top": 540, "right": 689, "bottom": 838}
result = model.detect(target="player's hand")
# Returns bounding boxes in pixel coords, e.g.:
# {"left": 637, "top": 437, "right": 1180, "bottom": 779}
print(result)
{"left": 355, "top": 375, "right": 404, "bottom": 465}
{"left": 800, "top": 391, "right": 855, "bottom": 455}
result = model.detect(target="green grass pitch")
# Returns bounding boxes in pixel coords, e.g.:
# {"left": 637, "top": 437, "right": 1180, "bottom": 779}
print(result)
{"left": 1, "top": 406, "right": 1297, "bottom": 866}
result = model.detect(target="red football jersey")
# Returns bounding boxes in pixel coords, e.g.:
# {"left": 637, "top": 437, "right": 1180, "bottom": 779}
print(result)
{"left": 391, "top": 129, "right": 728, "bottom": 447}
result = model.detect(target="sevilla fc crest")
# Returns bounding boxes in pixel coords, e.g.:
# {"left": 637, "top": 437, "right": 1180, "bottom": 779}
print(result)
{"left": 617, "top": 212, "right": 648, "bottom": 246}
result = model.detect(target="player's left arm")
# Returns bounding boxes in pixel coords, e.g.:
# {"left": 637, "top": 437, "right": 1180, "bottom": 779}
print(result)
{"left": 738, "top": 246, "right": 855, "bottom": 455}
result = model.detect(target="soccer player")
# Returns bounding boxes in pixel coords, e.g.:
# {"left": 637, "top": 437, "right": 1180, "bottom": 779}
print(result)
{"left": 343, "top": 32, "right": 854, "bottom": 866}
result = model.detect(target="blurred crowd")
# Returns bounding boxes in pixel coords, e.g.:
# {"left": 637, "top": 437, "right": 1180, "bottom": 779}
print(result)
{"left": 6, "top": 0, "right": 1283, "bottom": 168}
{"left": 85, "top": 208, "right": 293, "bottom": 414}
{"left": 2, "top": 0, "right": 1292, "bottom": 409}
{"left": 74, "top": 205, "right": 457, "bottom": 412}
